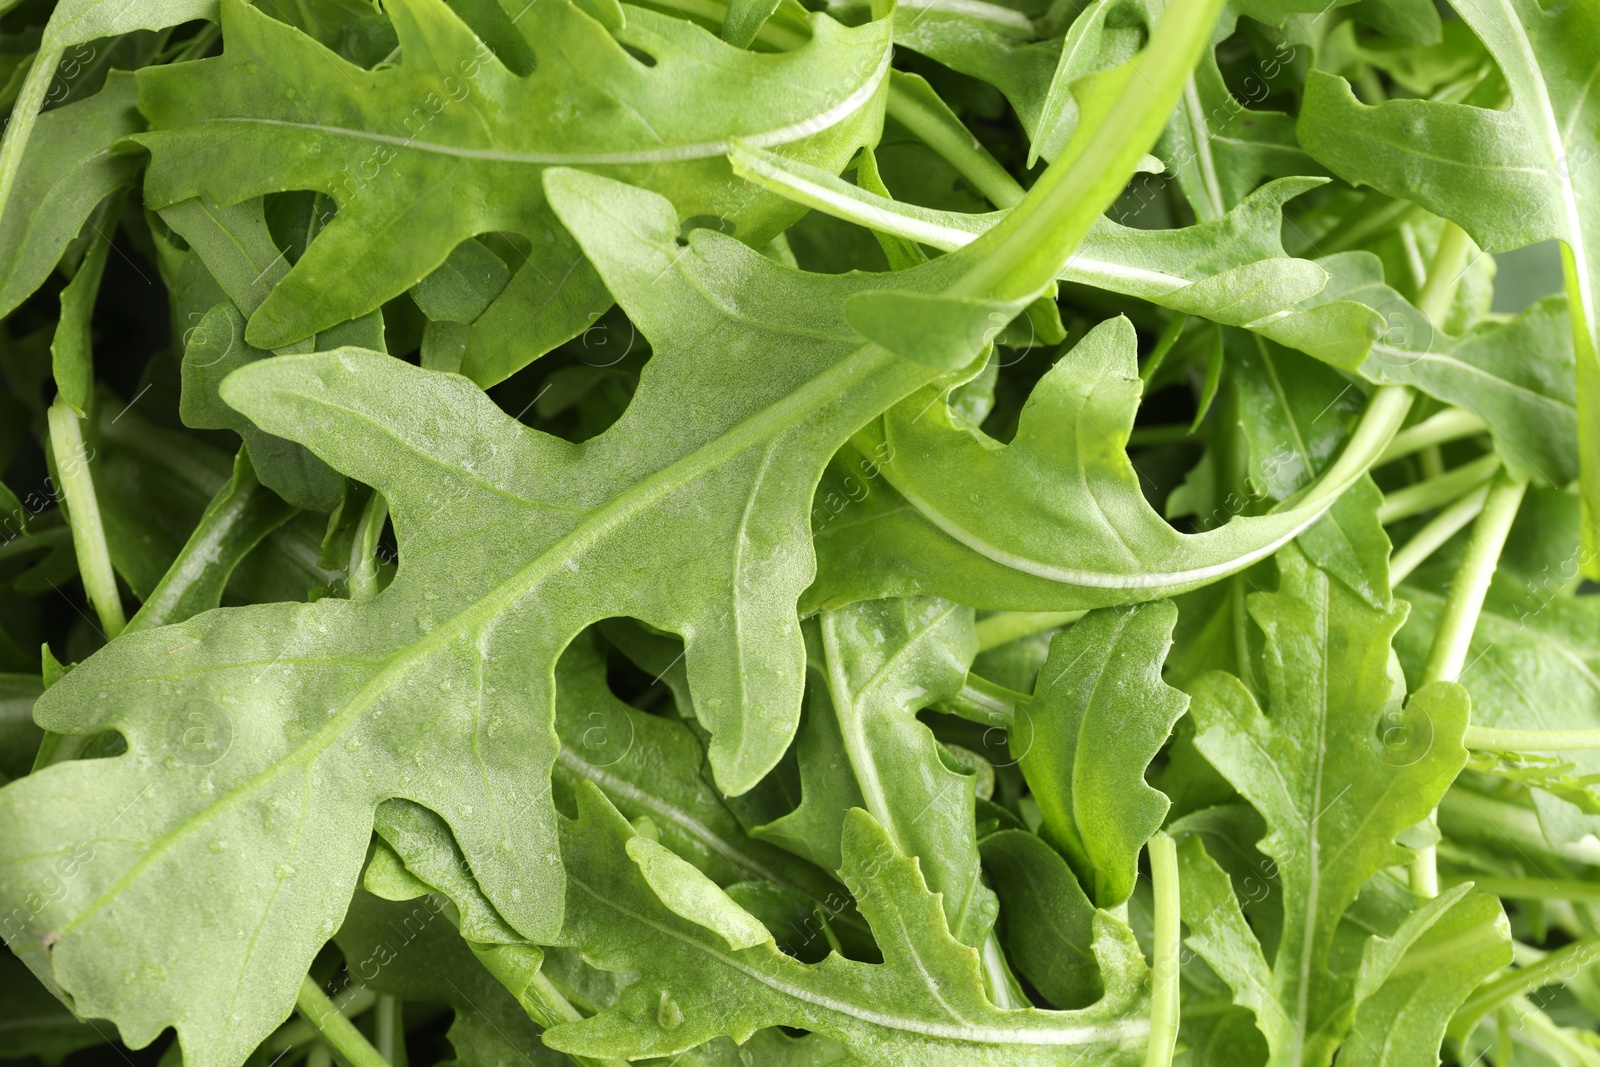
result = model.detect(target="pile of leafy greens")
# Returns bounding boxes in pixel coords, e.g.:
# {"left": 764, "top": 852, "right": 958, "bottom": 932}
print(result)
{"left": 3, "top": 0, "right": 1600, "bottom": 1064}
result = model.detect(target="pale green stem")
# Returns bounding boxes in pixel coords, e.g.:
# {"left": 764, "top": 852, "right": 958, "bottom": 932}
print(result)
{"left": 975, "top": 610, "right": 1085, "bottom": 652}
{"left": 1451, "top": 934, "right": 1600, "bottom": 1040}
{"left": 296, "top": 977, "right": 390, "bottom": 1067}
{"left": 1376, "top": 409, "right": 1487, "bottom": 465}
{"left": 1389, "top": 482, "right": 1490, "bottom": 587}
{"left": 261, "top": 989, "right": 378, "bottom": 1056}
{"left": 1415, "top": 221, "right": 1476, "bottom": 325}
{"left": 884, "top": 79, "right": 1024, "bottom": 209}
{"left": 1139, "top": 312, "right": 1190, "bottom": 386}
{"left": 1465, "top": 726, "right": 1600, "bottom": 752}
{"left": 945, "top": 0, "right": 1227, "bottom": 304}
{"left": 307, "top": 1044, "right": 333, "bottom": 1067}
{"left": 1410, "top": 469, "right": 1528, "bottom": 897}
{"left": 373, "top": 995, "right": 403, "bottom": 1066}
{"left": 0, "top": 47, "right": 64, "bottom": 248}
{"left": 1421, "top": 470, "right": 1528, "bottom": 685}
{"left": 348, "top": 492, "right": 389, "bottom": 601}
{"left": 48, "top": 398, "right": 125, "bottom": 638}
{"left": 1377, "top": 453, "right": 1500, "bottom": 525}
{"left": 935, "top": 673, "right": 1030, "bottom": 727}
{"left": 1145, "top": 832, "right": 1181, "bottom": 1067}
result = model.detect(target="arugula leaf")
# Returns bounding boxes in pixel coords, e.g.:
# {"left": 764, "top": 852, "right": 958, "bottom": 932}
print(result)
{"left": 758, "top": 598, "right": 995, "bottom": 947}
{"left": 806, "top": 317, "right": 1410, "bottom": 613}
{"left": 1012, "top": 600, "right": 1188, "bottom": 907}
{"left": 1298, "top": 0, "right": 1600, "bottom": 567}
{"left": 546, "top": 781, "right": 1155, "bottom": 1065}
{"left": 979, "top": 828, "right": 1103, "bottom": 1010}
{"left": 0, "top": 73, "right": 142, "bottom": 321}
{"left": 1185, "top": 546, "right": 1472, "bottom": 1064}
{"left": 733, "top": 151, "right": 1384, "bottom": 369}
{"left": 135, "top": 0, "right": 892, "bottom": 381}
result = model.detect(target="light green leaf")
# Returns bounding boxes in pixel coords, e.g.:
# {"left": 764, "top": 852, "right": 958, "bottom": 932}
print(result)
{"left": 1397, "top": 569, "right": 1600, "bottom": 848}
{"left": 1297, "top": 0, "right": 1600, "bottom": 568}
{"left": 0, "top": 72, "right": 142, "bottom": 321}
{"left": 552, "top": 632, "right": 853, "bottom": 924}
{"left": 0, "top": 165, "right": 970, "bottom": 1063}
{"left": 843, "top": 291, "right": 1010, "bottom": 370}
{"left": 733, "top": 148, "right": 1385, "bottom": 368}
{"left": 759, "top": 598, "right": 995, "bottom": 947}
{"left": 1174, "top": 834, "right": 1284, "bottom": 1056}
{"left": 546, "top": 783, "right": 1154, "bottom": 1065}
{"left": 805, "top": 317, "right": 1409, "bottom": 613}
{"left": 1189, "top": 546, "right": 1472, "bottom": 1065}
{"left": 1012, "top": 600, "right": 1188, "bottom": 907}
{"left": 136, "top": 0, "right": 892, "bottom": 381}
{"left": 1340, "top": 889, "right": 1511, "bottom": 1066}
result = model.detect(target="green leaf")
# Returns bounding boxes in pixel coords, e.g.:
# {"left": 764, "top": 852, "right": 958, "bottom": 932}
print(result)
{"left": 979, "top": 828, "right": 1102, "bottom": 1010}
{"left": 135, "top": 0, "right": 892, "bottom": 381}
{"left": 1297, "top": 0, "right": 1600, "bottom": 567}
{"left": 0, "top": 166, "right": 964, "bottom": 1062}
{"left": 546, "top": 782, "right": 1155, "bottom": 1065}
{"left": 1188, "top": 546, "right": 1472, "bottom": 1064}
{"left": 0, "top": 72, "right": 142, "bottom": 321}
{"left": 843, "top": 291, "right": 1010, "bottom": 370}
{"left": 1340, "top": 889, "right": 1511, "bottom": 1066}
{"left": 734, "top": 148, "right": 1385, "bottom": 368}
{"left": 1365, "top": 291, "right": 1578, "bottom": 489}
{"left": 759, "top": 598, "right": 996, "bottom": 946}
{"left": 1012, "top": 600, "right": 1188, "bottom": 907}
{"left": 805, "top": 317, "right": 1408, "bottom": 613}
{"left": 333, "top": 890, "right": 562, "bottom": 1067}
{"left": 551, "top": 632, "right": 860, "bottom": 936}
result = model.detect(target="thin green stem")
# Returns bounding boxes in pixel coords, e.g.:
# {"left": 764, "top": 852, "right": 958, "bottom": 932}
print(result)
{"left": 1145, "top": 832, "right": 1181, "bottom": 1067}
{"left": 307, "top": 1044, "right": 333, "bottom": 1067}
{"left": 296, "top": 977, "right": 390, "bottom": 1067}
{"left": 1389, "top": 482, "right": 1490, "bottom": 587}
{"left": 1140, "top": 313, "right": 1190, "bottom": 386}
{"left": 1411, "top": 469, "right": 1528, "bottom": 898}
{"left": 934, "top": 673, "right": 1030, "bottom": 727}
{"left": 1377, "top": 454, "right": 1500, "bottom": 525}
{"left": 1416, "top": 221, "right": 1476, "bottom": 325}
{"left": 1465, "top": 726, "right": 1600, "bottom": 752}
{"left": 373, "top": 995, "right": 403, "bottom": 1066}
{"left": 47, "top": 398, "right": 124, "bottom": 638}
{"left": 0, "top": 47, "right": 64, "bottom": 247}
{"left": 1446, "top": 876, "right": 1600, "bottom": 905}
{"left": 884, "top": 74, "right": 1025, "bottom": 209}
{"left": 1421, "top": 470, "right": 1527, "bottom": 686}
{"left": 975, "top": 610, "right": 1084, "bottom": 652}
{"left": 1376, "top": 409, "right": 1484, "bottom": 463}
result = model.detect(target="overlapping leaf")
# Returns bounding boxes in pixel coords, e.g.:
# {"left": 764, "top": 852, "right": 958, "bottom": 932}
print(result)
{"left": 1298, "top": 0, "right": 1600, "bottom": 563}
{"left": 546, "top": 783, "right": 1154, "bottom": 1065}
{"left": 805, "top": 316, "right": 1405, "bottom": 613}
{"left": 1184, "top": 546, "right": 1473, "bottom": 1064}
{"left": 734, "top": 150, "right": 1383, "bottom": 368}
{"left": 135, "top": 0, "right": 892, "bottom": 383}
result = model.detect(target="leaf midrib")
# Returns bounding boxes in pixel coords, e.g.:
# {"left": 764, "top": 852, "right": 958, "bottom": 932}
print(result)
{"left": 60, "top": 341, "right": 905, "bottom": 937}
